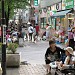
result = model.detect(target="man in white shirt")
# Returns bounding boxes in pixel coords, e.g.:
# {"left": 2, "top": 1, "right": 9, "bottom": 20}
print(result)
{"left": 28, "top": 24, "right": 33, "bottom": 41}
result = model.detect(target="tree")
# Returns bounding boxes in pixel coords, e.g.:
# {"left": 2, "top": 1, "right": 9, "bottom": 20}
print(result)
{"left": 0, "top": 0, "right": 31, "bottom": 29}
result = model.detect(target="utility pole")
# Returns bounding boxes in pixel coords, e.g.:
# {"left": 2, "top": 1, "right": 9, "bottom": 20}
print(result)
{"left": 1, "top": 0, "right": 6, "bottom": 75}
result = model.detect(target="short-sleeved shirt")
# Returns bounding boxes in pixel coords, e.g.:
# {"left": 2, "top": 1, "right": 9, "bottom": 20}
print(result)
{"left": 28, "top": 26, "right": 33, "bottom": 33}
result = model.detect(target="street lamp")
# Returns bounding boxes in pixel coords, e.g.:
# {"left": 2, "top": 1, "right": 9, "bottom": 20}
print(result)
{"left": 1, "top": 0, "right": 6, "bottom": 75}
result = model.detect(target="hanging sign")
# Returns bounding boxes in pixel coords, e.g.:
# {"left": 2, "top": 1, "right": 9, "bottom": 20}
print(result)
{"left": 34, "top": 0, "right": 38, "bottom": 6}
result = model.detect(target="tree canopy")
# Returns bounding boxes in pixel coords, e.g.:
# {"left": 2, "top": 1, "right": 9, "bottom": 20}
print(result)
{"left": 0, "top": 0, "right": 31, "bottom": 19}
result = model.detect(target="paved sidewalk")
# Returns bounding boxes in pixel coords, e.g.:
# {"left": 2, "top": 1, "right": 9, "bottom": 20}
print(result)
{"left": 6, "top": 64, "right": 48, "bottom": 75}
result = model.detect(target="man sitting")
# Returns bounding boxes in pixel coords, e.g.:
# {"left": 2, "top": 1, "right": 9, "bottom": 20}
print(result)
{"left": 45, "top": 40, "right": 65, "bottom": 74}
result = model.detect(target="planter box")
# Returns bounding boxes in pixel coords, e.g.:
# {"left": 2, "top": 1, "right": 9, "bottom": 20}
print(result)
{"left": 6, "top": 53, "right": 20, "bottom": 67}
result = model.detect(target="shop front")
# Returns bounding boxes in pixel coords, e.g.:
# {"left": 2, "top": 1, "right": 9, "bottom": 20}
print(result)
{"left": 47, "top": 2, "right": 62, "bottom": 29}
{"left": 51, "top": 9, "right": 74, "bottom": 43}
{"left": 52, "top": 9, "right": 74, "bottom": 31}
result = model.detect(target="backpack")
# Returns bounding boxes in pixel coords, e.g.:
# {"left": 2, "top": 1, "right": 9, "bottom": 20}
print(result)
{"left": 30, "top": 27, "right": 33, "bottom": 32}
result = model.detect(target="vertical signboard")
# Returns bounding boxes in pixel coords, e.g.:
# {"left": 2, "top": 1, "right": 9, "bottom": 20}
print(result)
{"left": 65, "top": 0, "right": 74, "bottom": 9}
{"left": 3, "top": 25, "right": 6, "bottom": 44}
{"left": 34, "top": 0, "right": 38, "bottom": 6}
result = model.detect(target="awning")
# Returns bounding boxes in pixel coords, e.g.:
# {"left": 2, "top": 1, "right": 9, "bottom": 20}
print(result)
{"left": 51, "top": 10, "right": 71, "bottom": 18}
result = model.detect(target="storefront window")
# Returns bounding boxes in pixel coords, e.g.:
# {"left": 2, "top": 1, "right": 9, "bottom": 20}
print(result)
{"left": 40, "top": 17, "right": 46, "bottom": 28}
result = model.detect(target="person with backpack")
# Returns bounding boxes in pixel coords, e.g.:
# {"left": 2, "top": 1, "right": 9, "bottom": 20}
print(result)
{"left": 28, "top": 24, "right": 33, "bottom": 41}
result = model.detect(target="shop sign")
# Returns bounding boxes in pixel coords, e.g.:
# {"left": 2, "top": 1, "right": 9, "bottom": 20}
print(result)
{"left": 56, "top": 3, "right": 62, "bottom": 11}
{"left": 51, "top": 4, "right": 56, "bottom": 11}
{"left": 34, "top": 0, "right": 38, "bottom": 6}
{"left": 56, "top": 3, "right": 59, "bottom": 10}
{"left": 65, "top": 0, "right": 74, "bottom": 9}
{"left": 62, "top": 0, "right": 66, "bottom": 10}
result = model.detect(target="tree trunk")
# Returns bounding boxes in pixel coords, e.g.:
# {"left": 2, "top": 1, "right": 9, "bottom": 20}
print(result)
{"left": 5, "top": 5, "right": 10, "bottom": 30}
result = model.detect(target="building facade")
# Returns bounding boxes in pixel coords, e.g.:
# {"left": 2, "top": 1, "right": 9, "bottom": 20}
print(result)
{"left": 39, "top": 0, "right": 75, "bottom": 30}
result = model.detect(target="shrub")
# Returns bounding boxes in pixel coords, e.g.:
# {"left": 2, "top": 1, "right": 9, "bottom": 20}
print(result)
{"left": 7, "top": 43, "right": 18, "bottom": 54}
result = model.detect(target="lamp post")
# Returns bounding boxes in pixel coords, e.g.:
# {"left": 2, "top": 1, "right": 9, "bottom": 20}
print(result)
{"left": 1, "top": 0, "right": 6, "bottom": 75}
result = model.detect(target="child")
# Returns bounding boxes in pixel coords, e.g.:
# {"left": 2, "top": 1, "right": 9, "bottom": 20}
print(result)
{"left": 57, "top": 47, "right": 74, "bottom": 70}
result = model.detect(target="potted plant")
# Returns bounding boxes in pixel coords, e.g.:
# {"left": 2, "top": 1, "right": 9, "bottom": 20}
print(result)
{"left": 7, "top": 43, "right": 18, "bottom": 54}
{"left": 6, "top": 43, "right": 20, "bottom": 67}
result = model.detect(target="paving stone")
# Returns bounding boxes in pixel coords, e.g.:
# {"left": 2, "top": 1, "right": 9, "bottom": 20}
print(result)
{"left": 6, "top": 62, "right": 56, "bottom": 75}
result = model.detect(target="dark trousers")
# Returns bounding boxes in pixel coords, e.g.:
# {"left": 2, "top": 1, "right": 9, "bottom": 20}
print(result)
{"left": 69, "top": 39, "right": 75, "bottom": 50}
{"left": 29, "top": 33, "right": 33, "bottom": 41}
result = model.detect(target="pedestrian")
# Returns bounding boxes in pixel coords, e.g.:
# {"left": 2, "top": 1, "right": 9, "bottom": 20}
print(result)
{"left": 28, "top": 24, "right": 33, "bottom": 42}
{"left": 58, "top": 27, "right": 65, "bottom": 43}
{"left": 45, "top": 39, "right": 65, "bottom": 74}
{"left": 35, "top": 24, "right": 39, "bottom": 37}
{"left": 46, "top": 24, "right": 51, "bottom": 41}
{"left": 68, "top": 27, "right": 75, "bottom": 50}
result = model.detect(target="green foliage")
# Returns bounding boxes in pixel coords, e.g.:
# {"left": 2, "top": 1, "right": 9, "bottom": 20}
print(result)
{"left": 7, "top": 43, "right": 18, "bottom": 54}
{"left": 0, "top": 0, "right": 31, "bottom": 19}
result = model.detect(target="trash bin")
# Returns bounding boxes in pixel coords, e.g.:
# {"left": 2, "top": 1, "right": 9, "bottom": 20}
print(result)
{"left": 19, "top": 38, "right": 24, "bottom": 47}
